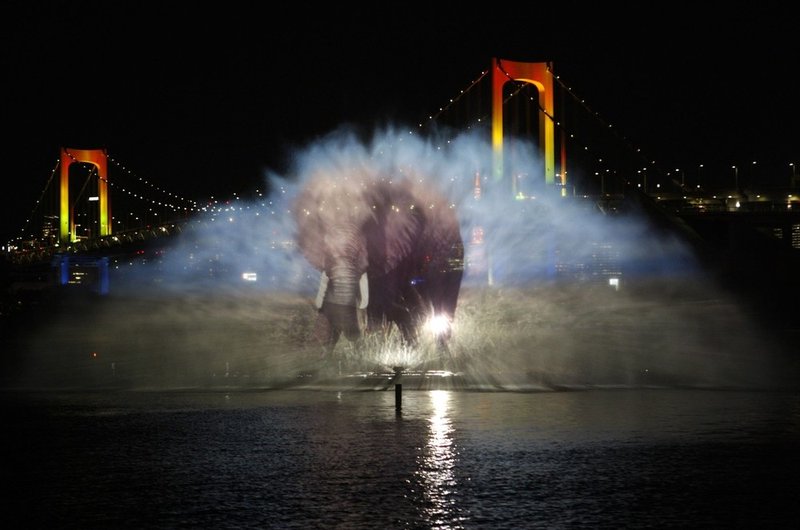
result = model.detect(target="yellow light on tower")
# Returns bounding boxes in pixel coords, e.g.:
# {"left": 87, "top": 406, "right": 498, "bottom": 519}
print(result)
{"left": 60, "top": 148, "right": 110, "bottom": 244}
{"left": 491, "top": 58, "right": 555, "bottom": 193}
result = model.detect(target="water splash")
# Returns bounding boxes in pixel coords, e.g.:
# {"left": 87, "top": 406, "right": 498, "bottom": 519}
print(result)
{"left": 11, "top": 126, "right": 792, "bottom": 391}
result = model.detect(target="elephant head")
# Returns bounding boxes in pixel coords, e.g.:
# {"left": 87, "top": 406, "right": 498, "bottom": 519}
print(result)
{"left": 293, "top": 169, "right": 463, "bottom": 354}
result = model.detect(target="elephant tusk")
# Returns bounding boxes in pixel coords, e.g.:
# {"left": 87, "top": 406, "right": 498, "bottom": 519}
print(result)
{"left": 314, "top": 271, "right": 329, "bottom": 309}
{"left": 358, "top": 272, "right": 369, "bottom": 309}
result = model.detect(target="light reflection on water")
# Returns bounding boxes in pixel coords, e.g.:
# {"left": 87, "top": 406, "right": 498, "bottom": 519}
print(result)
{"left": 3, "top": 388, "right": 800, "bottom": 529}
{"left": 420, "top": 390, "right": 461, "bottom": 528}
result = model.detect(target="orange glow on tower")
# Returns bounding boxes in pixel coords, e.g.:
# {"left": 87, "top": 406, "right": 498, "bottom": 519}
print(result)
{"left": 491, "top": 58, "right": 556, "bottom": 193}
{"left": 59, "top": 147, "right": 110, "bottom": 244}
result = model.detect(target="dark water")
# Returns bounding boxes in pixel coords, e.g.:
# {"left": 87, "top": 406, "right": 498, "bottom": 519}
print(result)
{"left": 4, "top": 388, "right": 800, "bottom": 529}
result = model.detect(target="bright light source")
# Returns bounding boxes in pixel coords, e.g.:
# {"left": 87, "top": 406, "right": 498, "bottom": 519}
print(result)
{"left": 609, "top": 277, "right": 620, "bottom": 290}
{"left": 426, "top": 314, "right": 451, "bottom": 337}
{"left": 88, "top": 196, "right": 99, "bottom": 202}
{"left": 242, "top": 272, "right": 257, "bottom": 282}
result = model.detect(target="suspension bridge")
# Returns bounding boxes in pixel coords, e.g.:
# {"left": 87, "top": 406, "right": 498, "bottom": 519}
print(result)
{"left": 4, "top": 58, "right": 800, "bottom": 299}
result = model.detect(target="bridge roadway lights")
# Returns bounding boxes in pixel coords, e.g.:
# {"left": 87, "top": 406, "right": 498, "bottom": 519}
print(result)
{"left": 52, "top": 254, "right": 110, "bottom": 295}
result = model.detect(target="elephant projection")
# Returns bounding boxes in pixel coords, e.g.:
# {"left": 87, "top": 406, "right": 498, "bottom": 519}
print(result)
{"left": 292, "top": 168, "right": 464, "bottom": 356}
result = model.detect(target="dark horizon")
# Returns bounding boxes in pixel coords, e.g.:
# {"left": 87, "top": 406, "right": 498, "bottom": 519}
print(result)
{"left": 4, "top": 3, "right": 799, "bottom": 246}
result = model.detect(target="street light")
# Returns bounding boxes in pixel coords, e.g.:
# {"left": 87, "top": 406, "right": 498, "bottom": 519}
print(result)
{"left": 791, "top": 163, "right": 796, "bottom": 187}
{"left": 732, "top": 165, "right": 738, "bottom": 190}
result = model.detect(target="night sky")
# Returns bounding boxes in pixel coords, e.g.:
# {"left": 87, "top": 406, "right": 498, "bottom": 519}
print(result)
{"left": 3, "top": 1, "right": 798, "bottom": 245}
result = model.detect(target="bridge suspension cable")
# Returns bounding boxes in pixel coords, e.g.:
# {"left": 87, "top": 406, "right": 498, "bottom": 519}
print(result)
{"left": 418, "top": 68, "right": 546, "bottom": 139}
{"left": 550, "top": 70, "right": 652, "bottom": 169}
{"left": 420, "top": 69, "right": 490, "bottom": 127}
{"left": 106, "top": 153, "right": 201, "bottom": 212}
{"left": 8, "top": 159, "right": 60, "bottom": 248}
{"left": 416, "top": 59, "right": 670, "bottom": 198}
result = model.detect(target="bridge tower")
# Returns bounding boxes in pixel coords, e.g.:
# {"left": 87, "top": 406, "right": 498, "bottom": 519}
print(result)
{"left": 59, "top": 147, "right": 110, "bottom": 245}
{"left": 491, "top": 58, "right": 559, "bottom": 195}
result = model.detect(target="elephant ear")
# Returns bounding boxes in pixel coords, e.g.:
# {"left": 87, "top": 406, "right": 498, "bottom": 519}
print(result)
{"left": 372, "top": 180, "right": 425, "bottom": 274}
{"left": 406, "top": 176, "right": 463, "bottom": 271}
{"left": 292, "top": 202, "right": 326, "bottom": 270}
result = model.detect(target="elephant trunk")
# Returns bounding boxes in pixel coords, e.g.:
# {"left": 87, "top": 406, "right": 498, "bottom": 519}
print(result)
{"left": 317, "top": 260, "right": 368, "bottom": 345}
{"left": 325, "top": 262, "right": 362, "bottom": 308}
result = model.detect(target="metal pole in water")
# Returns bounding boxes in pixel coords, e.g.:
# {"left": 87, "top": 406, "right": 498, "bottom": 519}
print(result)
{"left": 393, "top": 366, "right": 403, "bottom": 412}
{"left": 395, "top": 383, "right": 402, "bottom": 411}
